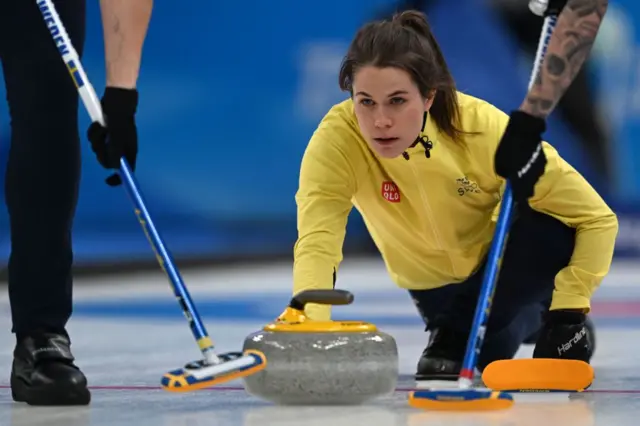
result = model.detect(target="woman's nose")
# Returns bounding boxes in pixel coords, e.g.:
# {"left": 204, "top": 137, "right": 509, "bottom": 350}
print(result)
{"left": 374, "top": 112, "right": 392, "bottom": 128}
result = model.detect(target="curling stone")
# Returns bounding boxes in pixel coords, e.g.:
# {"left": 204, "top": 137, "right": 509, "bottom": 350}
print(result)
{"left": 242, "top": 289, "right": 398, "bottom": 405}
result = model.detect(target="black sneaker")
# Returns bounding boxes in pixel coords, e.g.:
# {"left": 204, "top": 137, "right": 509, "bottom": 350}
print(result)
{"left": 415, "top": 326, "right": 468, "bottom": 385}
{"left": 11, "top": 330, "right": 91, "bottom": 405}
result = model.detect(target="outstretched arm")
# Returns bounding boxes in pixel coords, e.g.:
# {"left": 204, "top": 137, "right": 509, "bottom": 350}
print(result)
{"left": 520, "top": 0, "right": 608, "bottom": 117}
{"left": 99, "top": 0, "right": 153, "bottom": 88}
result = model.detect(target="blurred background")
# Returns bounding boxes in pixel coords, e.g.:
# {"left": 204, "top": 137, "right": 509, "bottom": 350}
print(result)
{"left": 0, "top": 0, "right": 639, "bottom": 276}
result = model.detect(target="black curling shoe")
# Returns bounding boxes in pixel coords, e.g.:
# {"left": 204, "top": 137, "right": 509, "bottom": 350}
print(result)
{"left": 11, "top": 331, "right": 90, "bottom": 405}
{"left": 415, "top": 326, "right": 467, "bottom": 383}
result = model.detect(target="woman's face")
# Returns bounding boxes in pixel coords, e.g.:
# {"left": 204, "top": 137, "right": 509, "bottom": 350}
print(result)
{"left": 352, "top": 66, "right": 434, "bottom": 159}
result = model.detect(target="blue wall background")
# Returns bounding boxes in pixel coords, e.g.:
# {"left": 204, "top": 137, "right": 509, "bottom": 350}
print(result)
{"left": 0, "top": 0, "right": 638, "bottom": 266}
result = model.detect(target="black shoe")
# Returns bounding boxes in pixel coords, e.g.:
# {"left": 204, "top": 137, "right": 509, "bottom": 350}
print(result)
{"left": 11, "top": 331, "right": 91, "bottom": 405}
{"left": 415, "top": 326, "right": 468, "bottom": 383}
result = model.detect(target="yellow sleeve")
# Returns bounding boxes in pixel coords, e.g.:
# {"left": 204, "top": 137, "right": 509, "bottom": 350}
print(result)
{"left": 293, "top": 109, "right": 359, "bottom": 320}
{"left": 475, "top": 100, "right": 618, "bottom": 312}
{"left": 529, "top": 143, "right": 618, "bottom": 312}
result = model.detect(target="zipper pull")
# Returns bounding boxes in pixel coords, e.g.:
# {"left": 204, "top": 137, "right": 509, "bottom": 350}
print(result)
{"left": 419, "top": 136, "right": 433, "bottom": 159}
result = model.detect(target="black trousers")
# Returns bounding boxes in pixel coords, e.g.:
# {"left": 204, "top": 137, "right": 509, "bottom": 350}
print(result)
{"left": 0, "top": 0, "right": 85, "bottom": 336}
{"left": 410, "top": 206, "right": 576, "bottom": 370}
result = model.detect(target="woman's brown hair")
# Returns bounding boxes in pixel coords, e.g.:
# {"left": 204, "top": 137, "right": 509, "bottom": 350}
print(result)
{"left": 339, "top": 10, "right": 465, "bottom": 142}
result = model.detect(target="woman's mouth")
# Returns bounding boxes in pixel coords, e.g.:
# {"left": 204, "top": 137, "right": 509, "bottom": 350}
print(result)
{"left": 374, "top": 137, "right": 399, "bottom": 146}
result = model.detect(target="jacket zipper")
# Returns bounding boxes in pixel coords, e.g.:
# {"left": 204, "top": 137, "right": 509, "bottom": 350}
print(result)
{"left": 407, "top": 159, "right": 459, "bottom": 277}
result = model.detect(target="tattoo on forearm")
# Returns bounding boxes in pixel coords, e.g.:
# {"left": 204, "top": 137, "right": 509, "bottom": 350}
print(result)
{"left": 522, "top": 0, "right": 608, "bottom": 117}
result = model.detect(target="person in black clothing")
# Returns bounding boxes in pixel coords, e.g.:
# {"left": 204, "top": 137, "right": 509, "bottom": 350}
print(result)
{"left": 0, "top": 0, "right": 151, "bottom": 405}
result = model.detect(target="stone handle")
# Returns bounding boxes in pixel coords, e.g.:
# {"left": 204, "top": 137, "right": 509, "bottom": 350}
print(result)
{"left": 289, "top": 289, "right": 354, "bottom": 311}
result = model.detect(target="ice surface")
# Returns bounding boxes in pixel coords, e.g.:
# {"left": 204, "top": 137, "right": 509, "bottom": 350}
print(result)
{"left": 1, "top": 259, "right": 639, "bottom": 426}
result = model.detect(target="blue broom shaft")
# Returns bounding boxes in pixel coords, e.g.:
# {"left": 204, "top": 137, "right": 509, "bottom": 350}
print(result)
{"left": 459, "top": 14, "right": 558, "bottom": 377}
{"left": 34, "top": 0, "right": 214, "bottom": 357}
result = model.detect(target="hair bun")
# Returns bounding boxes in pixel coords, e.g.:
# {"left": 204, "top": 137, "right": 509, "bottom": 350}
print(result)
{"left": 392, "top": 10, "right": 431, "bottom": 36}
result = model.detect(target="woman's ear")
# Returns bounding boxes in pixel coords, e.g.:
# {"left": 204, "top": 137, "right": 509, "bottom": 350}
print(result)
{"left": 424, "top": 89, "right": 436, "bottom": 111}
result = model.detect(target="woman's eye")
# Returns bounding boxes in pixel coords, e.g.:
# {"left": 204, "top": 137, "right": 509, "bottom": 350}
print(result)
{"left": 360, "top": 99, "right": 374, "bottom": 106}
{"left": 390, "top": 97, "right": 406, "bottom": 105}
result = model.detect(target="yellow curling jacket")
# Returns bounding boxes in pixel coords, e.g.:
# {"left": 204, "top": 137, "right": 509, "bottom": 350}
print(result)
{"left": 293, "top": 92, "right": 618, "bottom": 321}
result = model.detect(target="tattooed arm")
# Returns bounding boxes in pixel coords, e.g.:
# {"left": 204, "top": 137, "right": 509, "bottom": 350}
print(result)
{"left": 520, "top": 0, "right": 608, "bottom": 118}
{"left": 100, "top": 0, "right": 154, "bottom": 88}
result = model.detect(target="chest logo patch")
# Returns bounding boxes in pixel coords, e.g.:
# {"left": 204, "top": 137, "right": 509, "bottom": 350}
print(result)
{"left": 382, "top": 181, "right": 401, "bottom": 203}
{"left": 457, "top": 176, "right": 481, "bottom": 196}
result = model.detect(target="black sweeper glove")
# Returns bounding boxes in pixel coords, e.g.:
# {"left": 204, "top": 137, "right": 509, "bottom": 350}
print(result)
{"left": 494, "top": 110, "right": 548, "bottom": 202}
{"left": 532, "top": 310, "right": 594, "bottom": 363}
{"left": 87, "top": 87, "right": 139, "bottom": 187}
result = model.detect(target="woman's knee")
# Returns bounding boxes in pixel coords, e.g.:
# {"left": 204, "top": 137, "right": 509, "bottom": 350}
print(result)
{"left": 505, "top": 207, "right": 576, "bottom": 276}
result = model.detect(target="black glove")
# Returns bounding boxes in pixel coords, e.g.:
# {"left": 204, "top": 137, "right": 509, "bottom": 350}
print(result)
{"left": 494, "top": 110, "right": 547, "bottom": 202}
{"left": 87, "top": 87, "right": 139, "bottom": 186}
{"left": 532, "top": 310, "right": 593, "bottom": 362}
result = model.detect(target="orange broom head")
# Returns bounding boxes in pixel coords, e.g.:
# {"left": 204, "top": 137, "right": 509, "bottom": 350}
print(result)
{"left": 482, "top": 358, "right": 593, "bottom": 392}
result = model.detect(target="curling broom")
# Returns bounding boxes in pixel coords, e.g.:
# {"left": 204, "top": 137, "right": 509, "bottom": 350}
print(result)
{"left": 482, "top": 0, "right": 595, "bottom": 395}
{"left": 35, "top": 0, "right": 266, "bottom": 392}
{"left": 409, "top": 4, "right": 563, "bottom": 412}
